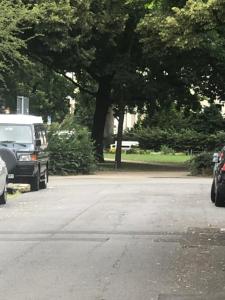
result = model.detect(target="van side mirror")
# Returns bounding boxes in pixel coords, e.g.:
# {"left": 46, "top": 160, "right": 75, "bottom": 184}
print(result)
{"left": 213, "top": 153, "right": 219, "bottom": 163}
{"left": 36, "top": 139, "right": 41, "bottom": 147}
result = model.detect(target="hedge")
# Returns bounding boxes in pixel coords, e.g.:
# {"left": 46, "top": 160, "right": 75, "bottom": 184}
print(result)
{"left": 48, "top": 124, "right": 96, "bottom": 175}
{"left": 123, "top": 128, "right": 225, "bottom": 153}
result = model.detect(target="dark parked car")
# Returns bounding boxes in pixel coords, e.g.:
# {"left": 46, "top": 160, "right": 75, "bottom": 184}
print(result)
{"left": 0, "top": 114, "right": 49, "bottom": 192}
{"left": 211, "top": 147, "right": 225, "bottom": 207}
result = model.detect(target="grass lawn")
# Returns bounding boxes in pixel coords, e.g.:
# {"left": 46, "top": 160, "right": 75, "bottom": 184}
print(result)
{"left": 104, "top": 152, "right": 190, "bottom": 165}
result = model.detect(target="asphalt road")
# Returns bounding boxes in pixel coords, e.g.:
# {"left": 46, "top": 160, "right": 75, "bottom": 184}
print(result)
{"left": 0, "top": 172, "right": 225, "bottom": 300}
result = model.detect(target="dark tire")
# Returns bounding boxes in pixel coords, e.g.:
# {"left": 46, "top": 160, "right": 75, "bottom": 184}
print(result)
{"left": 215, "top": 183, "right": 225, "bottom": 207}
{"left": 30, "top": 171, "right": 40, "bottom": 192}
{"left": 0, "top": 187, "right": 7, "bottom": 205}
{"left": 40, "top": 169, "right": 48, "bottom": 189}
{"left": 211, "top": 179, "right": 216, "bottom": 203}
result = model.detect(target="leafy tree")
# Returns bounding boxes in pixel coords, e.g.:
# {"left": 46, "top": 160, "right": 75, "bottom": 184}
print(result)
{"left": 190, "top": 104, "right": 225, "bottom": 134}
{"left": 0, "top": 0, "right": 40, "bottom": 76}
{"left": 22, "top": 0, "right": 147, "bottom": 161}
{"left": 160, "top": 0, "right": 225, "bottom": 56}
{"left": 139, "top": 102, "right": 225, "bottom": 134}
{"left": 139, "top": 0, "right": 225, "bottom": 104}
{"left": 22, "top": 0, "right": 223, "bottom": 162}
{"left": 140, "top": 104, "right": 190, "bottom": 130}
{"left": 1, "top": 63, "right": 75, "bottom": 122}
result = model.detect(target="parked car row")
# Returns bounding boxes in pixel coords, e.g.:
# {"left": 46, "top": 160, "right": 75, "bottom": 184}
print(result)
{"left": 0, "top": 114, "right": 49, "bottom": 205}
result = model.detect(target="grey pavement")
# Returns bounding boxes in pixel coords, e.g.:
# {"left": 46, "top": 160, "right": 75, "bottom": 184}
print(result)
{"left": 0, "top": 172, "right": 225, "bottom": 300}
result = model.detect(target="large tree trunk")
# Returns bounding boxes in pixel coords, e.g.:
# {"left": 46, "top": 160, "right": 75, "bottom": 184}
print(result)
{"left": 115, "top": 104, "right": 125, "bottom": 169}
{"left": 92, "top": 78, "right": 111, "bottom": 162}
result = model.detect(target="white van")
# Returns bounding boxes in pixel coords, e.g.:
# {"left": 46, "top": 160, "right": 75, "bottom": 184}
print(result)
{"left": 0, "top": 114, "right": 49, "bottom": 191}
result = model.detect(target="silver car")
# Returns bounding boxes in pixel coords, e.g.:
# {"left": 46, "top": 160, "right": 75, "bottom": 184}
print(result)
{"left": 0, "top": 147, "right": 17, "bottom": 205}
{"left": 0, "top": 155, "right": 7, "bottom": 205}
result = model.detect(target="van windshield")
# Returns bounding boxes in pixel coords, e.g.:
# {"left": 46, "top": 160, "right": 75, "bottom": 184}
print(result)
{"left": 0, "top": 125, "right": 33, "bottom": 144}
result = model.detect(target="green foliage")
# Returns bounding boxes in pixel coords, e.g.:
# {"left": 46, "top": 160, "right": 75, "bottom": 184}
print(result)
{"left": 74, "top": 92, "right": 96, "bottom": 131}
{"left": 124, "top": 127, "right": 225, "bottom": 152}
{"left": 161, "top": 0, "right": 225, "bottom": 59}
{"left": 188, "top": 152, "right": 213, "bottom": 176}
{"left": 126, "top": 147, "right": 140, "bottom": 154}
{"left": 23, "top": 0, "right": 149, "bottom": 160}
{"left": 2, "top": 0, "right": 223, "bottom": 161}
{"left": 139, "top": 104, "right": 225, "bottom": 134}
{"left": 140, "top": 104, "right": 190, "bottom": 131}
{"left": 48, "top": 118, "right": 96, "bottom": 175}
{"left": 0, "top": 0, "right": 40, "bottom": 76}
{"left": 189, "top": 104, "right": 225, "bottom": 134}
{"left": 160, "top": 145, "right": 175, "bottom": 155}
{"left": 1, "top": 63, "right": 75, "bottom": 121}
{"left": 138, "top": 0, "right": 225, "bottom": 105}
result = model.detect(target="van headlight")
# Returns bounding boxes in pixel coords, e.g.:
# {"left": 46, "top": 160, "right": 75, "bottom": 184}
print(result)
{"left": 18, "top": 153, "right": 37, "bottom": 161}
{"left": 19, "top": 154, "right": 32, "bottom": 161}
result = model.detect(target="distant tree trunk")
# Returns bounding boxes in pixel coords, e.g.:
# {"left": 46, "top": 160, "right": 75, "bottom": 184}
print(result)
{"left": 115, "top": 104, "right": 125, "bottom": 169}
{"left": 91, "top": 78, "right": 111, "bottom": 162}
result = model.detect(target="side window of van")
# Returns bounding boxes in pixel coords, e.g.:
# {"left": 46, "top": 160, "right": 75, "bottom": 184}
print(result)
{"left": 34, "top": 125, "right": 47, "bottom": 148}
{"left": 41, "top": 127, "right": 47, "bottom": 146}
{"left": 34, "top": 125, "right": 40, "bottom": 140}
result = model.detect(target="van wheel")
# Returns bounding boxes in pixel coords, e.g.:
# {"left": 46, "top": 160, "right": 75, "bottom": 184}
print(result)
{"left": 30, "top": 171, "right": 40, "bottom": 192}
{"left": 0, "top": 187, "right": 7, "bottom": 205}
{"left": 40, "top": 169, "right": 48, "bottom": 189}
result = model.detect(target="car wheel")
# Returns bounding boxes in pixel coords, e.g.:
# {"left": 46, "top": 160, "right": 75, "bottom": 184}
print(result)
{"left": 30, "top": 171, "right": 40, "bottom": 192}
{"left": 40, "top": 169, "right": 48, "bottom": 189}
{"left": 211, "top": 179, "right": 216, "bottom": 203}
{"left": 0, "top": 186, "right": 7, "bottom": 205}
{"left": 215, "top": 183, "right": 225, "bottom": 207}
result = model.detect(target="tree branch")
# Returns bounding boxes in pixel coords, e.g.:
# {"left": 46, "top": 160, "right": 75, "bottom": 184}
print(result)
{"left": 27, "top": 52, "right": 97, "bottom": 96}
{"left": 60, "top": 72, "right": 97, "bottom": 96}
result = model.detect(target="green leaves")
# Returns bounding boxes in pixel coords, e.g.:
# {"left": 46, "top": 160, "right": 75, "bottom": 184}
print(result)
{"left": 0, "top": 0, "right": 42, "bottom": 75}
{"left": 0, "top": 1, "right": 26, "bottom": 72}
{"left": 48, "top": 119, "right": 96, "bottom": 175}
{"left": 160, "top": 0, "right": 225, "bottom": 58}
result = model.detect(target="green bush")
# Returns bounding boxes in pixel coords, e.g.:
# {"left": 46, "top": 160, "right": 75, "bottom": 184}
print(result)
{"left": 160, "top": 145, "right": 175, "bottom": 155}
{"left": 123, "top": 127, "right": 225, "bottom": 153}
{"left": 48, "top": 122, "right": 96, "bottom": 175}
{"left": 188, "top": 152, "right": 213, "bottom": 176}
{"left": 126, "top": 147, "right": 140, "bottom": 154}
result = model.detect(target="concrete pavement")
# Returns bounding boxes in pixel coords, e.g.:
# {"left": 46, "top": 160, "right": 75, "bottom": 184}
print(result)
{"left": 0, "top": 173, "right": 224, "bottom": 300}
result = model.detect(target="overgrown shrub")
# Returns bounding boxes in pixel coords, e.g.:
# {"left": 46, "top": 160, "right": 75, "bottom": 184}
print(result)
{"left": 48, "top": 121, "right": 96, "bottom": 175}
{"left": 188, "top": 152, "right": 213, "bottom": 175}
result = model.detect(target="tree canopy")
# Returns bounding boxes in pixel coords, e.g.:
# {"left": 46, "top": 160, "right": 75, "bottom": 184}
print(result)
{"left": 1, "top": 0, "right": 225, "bottom": 160}
{"left": 2, "top": 62, "right": 75, "bottom": 121}
{"left": 139, "top": 0, "right": 225, "bottom": 103}
{"left": 0, "top": 0, "right": 39, "bottom": 75}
